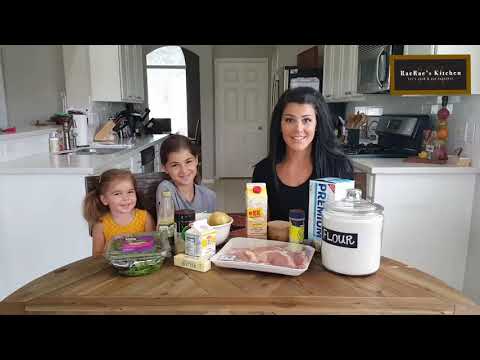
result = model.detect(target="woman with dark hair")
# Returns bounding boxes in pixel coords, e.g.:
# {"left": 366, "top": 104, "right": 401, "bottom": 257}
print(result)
{"left": 252, "top": 87, "right": 353, "bottom": 237}
{"left": 156, "top": 134, "right": 216, "bottom": 216}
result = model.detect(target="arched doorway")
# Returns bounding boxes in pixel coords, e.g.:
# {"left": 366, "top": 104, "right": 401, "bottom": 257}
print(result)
{"left": 146, "top": 46, "right": 188, "bottom": 135}
{"left": 145, "top": 46, "right": 201, "bottom": 144}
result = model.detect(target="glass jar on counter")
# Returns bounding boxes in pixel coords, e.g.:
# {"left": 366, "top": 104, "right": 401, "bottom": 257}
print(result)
{"left": 49, "top": 131, "right": 60, "bottom": 153}
{"left": 321, "top": 189, "right": 384, "bottom": 276}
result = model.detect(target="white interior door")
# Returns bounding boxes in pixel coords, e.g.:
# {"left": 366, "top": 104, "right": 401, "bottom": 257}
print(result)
{"left": 215, "top": 58, "right": 269, "bottom": 178}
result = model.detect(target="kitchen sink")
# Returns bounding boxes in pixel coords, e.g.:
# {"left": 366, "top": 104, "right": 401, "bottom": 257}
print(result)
{"left": 73, "top": 147, "right": 126, "bottom": 155}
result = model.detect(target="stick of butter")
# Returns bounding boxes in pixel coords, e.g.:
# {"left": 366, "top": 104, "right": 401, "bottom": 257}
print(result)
{"left": 174, "top": 253, "right": 211, "bottom": 272}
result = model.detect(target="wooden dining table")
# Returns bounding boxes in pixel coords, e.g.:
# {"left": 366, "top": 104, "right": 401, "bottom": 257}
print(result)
{"left": 1, "top": 216, "right": 479, "bottom": 315}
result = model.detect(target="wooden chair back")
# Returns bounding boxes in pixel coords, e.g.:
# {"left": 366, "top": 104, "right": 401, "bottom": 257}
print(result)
{"left": 84, "top": 172, "right": 165, "bottom": 227}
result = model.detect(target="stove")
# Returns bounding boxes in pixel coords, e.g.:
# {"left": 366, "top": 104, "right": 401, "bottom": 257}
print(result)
{"left": 343, "top": 114, "right": 432, "bottom": 158}
{"left": 343, "top": 143, "right": 416, "bottom": 158}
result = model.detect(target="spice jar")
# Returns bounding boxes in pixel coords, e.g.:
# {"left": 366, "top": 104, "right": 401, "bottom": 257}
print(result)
{"left": 174, "top": 209, "right": 195, "bottom": 254}
{"left": 321, "top": 188, "right": 384, "bottom": 276}
{"left": 175, "top": 209, "right": 195, "bottom": 236}
{"left": 289, "top": 209, "right": 305, "bottom": 244}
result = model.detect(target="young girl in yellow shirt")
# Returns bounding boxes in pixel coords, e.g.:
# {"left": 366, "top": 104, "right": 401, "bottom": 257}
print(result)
{"left": 83, "top": 169, "right": 155, "bottom": 257}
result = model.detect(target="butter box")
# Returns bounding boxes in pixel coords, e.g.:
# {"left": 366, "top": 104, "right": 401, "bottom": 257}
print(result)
{"left": 184, "top": 219, "right": 216, "bottom": 259}
{"left": 308, "top": 177, "right": 355, "bottom": 250}
{"left": 174, "top": 253, "right": 211, "bottom": 272}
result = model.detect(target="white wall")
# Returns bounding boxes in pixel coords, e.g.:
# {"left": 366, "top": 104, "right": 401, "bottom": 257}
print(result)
{"left": 1, "top": 45, "right": 66, "bottom": 129}
{"left": 346, "top": 93, "right": 480, "bottom": 302}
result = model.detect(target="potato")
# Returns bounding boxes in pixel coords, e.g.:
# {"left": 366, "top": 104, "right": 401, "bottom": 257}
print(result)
{"left": 208, "top": 211, "right": 231, "bottom": 226}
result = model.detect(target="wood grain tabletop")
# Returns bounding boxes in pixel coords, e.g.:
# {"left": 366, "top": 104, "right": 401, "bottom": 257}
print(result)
{"left": 1, "top": 232, "right": 478, "bottom": 315}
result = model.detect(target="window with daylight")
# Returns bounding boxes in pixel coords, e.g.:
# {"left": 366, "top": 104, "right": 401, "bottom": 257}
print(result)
{"left": 146, "top": 46, "right": 188, "bottom": 135}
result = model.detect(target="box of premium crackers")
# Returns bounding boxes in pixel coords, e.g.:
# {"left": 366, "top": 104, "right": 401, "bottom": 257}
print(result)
{"left": 308, "top": 177, "right": 355, "bottom": 251}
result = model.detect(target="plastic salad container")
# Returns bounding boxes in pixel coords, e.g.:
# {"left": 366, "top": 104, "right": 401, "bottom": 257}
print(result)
{"left": 104, "top": 232, "right": 171, "bottom": 276}
{"left": 210, "top": 237, "right": 315, "bottom": 276}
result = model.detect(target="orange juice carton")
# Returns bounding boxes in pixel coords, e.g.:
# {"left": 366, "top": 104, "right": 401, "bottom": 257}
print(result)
{"left": 246, "top": 183, "right": 268, "bottom": 239}
{"left": 308, "top": 177, "right": 355, "bottom": 250}
{"left": 184, "top": 219, "right": 216, "bottom": 259}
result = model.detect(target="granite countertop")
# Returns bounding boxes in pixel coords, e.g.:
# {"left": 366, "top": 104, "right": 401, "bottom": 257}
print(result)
{"left": 0, "top": 134, "right": 169, "bottom": 175}
{"left": 351, "top": 157, "right": 480, "bottom": 175}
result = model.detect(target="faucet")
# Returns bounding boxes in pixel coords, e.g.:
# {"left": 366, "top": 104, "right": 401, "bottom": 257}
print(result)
{"left": 62, "top": 118, "right": 76, "bottom": 151}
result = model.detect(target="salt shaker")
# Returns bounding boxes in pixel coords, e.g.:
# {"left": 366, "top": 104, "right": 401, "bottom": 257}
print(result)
{"left": 289, "top": 209, "right": 305, "bottom": 244}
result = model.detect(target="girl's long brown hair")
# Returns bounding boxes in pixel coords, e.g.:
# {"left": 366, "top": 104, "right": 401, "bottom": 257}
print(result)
{"left": 160, "top": 134, "right": 201, "bottom": 184}
{"left": 83, "top": 169, "right": 138, "bottom": 226}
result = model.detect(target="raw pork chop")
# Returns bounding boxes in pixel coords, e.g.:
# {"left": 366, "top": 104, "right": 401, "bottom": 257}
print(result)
{"left": 225, "top": 245, "right": 309, "bottom": 269}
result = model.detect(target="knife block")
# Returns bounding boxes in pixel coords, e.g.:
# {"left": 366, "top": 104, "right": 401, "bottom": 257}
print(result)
{"left": 94, "top": 120, "right": 116, "bottom": 142}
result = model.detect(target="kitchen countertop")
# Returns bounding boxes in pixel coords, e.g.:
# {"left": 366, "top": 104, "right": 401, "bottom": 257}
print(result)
{"left": 0, "top": 125, "right": 61, "bottom": 141}
{"left": 0, "top": 134, "right": 169, "bottom": 175}
{"left": 350, "top": 157, "right": 480, "bottom": 175}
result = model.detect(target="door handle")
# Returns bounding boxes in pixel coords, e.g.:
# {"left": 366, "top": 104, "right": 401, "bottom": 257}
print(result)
{"left": 376, "top": 49, "right": 383, "bottom": 88}
{"left": 258, "top": 126, "right": 263, "bottom": 130}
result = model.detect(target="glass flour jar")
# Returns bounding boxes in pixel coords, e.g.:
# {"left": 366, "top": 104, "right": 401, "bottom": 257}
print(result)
{"left": 321, "top": 188, "right": 384, "bottom": 276}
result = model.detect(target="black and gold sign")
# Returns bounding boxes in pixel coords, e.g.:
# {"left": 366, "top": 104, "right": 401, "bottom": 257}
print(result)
{"left": 390, "top": 55, "right": 471, "bottom": 95}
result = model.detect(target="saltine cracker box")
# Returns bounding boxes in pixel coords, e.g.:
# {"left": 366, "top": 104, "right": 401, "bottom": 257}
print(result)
{"left": 308, "top": 177, "right": 355, "bottom": 251}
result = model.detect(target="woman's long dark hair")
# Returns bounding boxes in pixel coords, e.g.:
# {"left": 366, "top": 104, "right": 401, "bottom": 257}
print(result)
{"left": 268, "top": 86, "right": 353, "bottom": 190}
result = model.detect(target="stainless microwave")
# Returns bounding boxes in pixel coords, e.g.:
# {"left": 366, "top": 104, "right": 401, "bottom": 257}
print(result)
{"left": 357, "top": 45, "right": 404, "bottom": 94}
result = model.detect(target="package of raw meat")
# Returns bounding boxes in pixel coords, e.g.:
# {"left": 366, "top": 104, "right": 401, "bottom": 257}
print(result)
{"left": 210, "top": 237, "right": 315, "bottom": 276}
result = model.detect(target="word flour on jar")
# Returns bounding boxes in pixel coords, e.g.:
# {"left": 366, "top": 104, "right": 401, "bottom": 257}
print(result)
{"left": 321, "top": 189, "right": 384, "bottom": 276}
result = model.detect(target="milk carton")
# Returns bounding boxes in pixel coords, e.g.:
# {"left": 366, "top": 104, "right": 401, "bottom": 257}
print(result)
{"left": 184, "top": 219, "right": 216, "bottom": 259}
{"left": 308, "top": 177, "right": 355, "bottom": 251}
{"left": 246, "top": 183, "right": 268, "bottom": 239}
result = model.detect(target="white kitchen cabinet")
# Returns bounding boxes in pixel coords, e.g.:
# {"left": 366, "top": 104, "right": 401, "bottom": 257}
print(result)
{"left": 322, "top": 45, "right": 335, "bottom": 101}
{"left": 89, "top": 45, "right": 145, "bottom": 103}
{"left": 340, "top": 45, "right": 364, "bottom": 101}
{"left": 351, "top": 158, "right": 478, "bottom": 291}
{"left": 323, "top": 45, "right": 365, "bottom": 103}
{"left": 404, "top": 45, "right": 480, "bottom": 94}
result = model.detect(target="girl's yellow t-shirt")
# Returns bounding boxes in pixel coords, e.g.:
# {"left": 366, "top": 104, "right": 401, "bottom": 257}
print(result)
{"left": 101, "top": 209, "right": 148, "bottom": 245}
